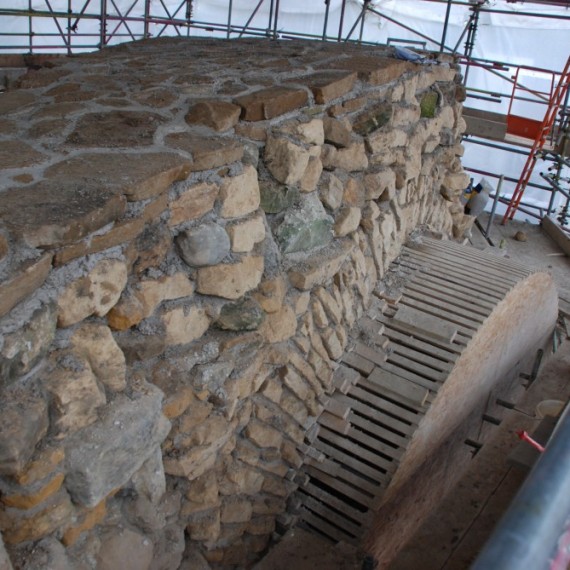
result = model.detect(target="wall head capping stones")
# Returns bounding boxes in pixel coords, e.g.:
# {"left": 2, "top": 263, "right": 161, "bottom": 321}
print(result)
{"left": 0, "top": 37, "right": 471, "bottom": 569}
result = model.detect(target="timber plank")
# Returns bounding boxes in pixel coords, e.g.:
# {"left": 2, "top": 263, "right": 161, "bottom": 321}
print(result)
{"left": 299, "top": 508, "right": 358, "bottom": 543}
{"left": 407, "top": 244, "right": 522, "bottom": 284}
{"left": 342, "top": 351, "right": 375, "bottom": 375}
{"left": 388, "top": 342, "right": 453, "bottom": 373}
{"left": 318, "top": 424, "right": 402, "bottom": 465}
{"left": 399, "top": 298, "right": 477, "bottom": 334}
{"left": 387, "top": 352, "right": 448, "bottom": 382}
{"left": 353, "top": 341, "right": 388, "bottom": 366}
{"left": 302, "top": 481, "right": 370, "bottom": 524}
{"left": 300, "top": 493, "right": 364, "bottom": 538}
{"left": 348, "top": 384, "right": 422, "bottom": 425}
{"left": 402, "top": 287, "right": 487, "bottom": 325}
{"left": 368, "top": 367, "right": 429, "bottom": 406}
{"left": 314, "top": 438, "right": 390, "bottom": 483}
{"left": 391, "top": 305, "right": 458, "bottom": 343}
{"left": 324, "top": 397, "right": 351, "bottom": 420}
{"left": 319, "top": 411, "right": 351, "bottom": 435}
{"left": 401, "top": 251, "right": 513, "bottom": 294}
{"left": 377, "top": 360, "right": 442, "bottom": 391}
{"left": 347, "top": 412, "right": 411, "bottom": 446}
{"left": 305, "top": 465, "right": 374, "bottom": 506}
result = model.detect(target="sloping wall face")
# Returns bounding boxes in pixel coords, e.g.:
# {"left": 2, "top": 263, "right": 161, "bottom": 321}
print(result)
{"left": 0, "top": 38, "right": 471, "bottom": 569}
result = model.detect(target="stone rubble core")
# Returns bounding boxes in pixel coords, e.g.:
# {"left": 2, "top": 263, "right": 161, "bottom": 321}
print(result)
{"left": 0, "top": 37, "right": 471, "bottom": 569}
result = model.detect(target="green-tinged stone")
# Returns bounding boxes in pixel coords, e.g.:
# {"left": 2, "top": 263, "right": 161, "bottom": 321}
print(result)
{"left": 260, "top": 181, "right": 300, "bottom": 214}
{"left": 216, "top": 298, "right": 265, "bottom": 331}
{"left": 275, "top": 193, "right": 334, "bottom": 254}
{"left": 420, "top": 90, "right": 439, "bottom": 118}
{"left": 276, "top": 218, "right": 333, "bottom": 254}
{"left": 353, "top": 102, "right": 393, "bottom": 135}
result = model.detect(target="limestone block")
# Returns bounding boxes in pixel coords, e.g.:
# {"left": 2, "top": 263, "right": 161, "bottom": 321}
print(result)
{"left": 18, "top": 537, "right": 71, "bottom": 569}
{"left": 176, "top": 223, "right": 230, "bottom": 267}
{"left": 364, "top": 169, "right": 396, "bottom": 201}
{"left": 327, "top": 55, "right": 404, "bottom": 85}
{"left": 0, "top": 390, "right": 49, "bottom": 476}
{"left": 165, "top": 133, "right": 244, "bottom": 172}
{"left": 298, "top": 120, "right": 325, "bottom": 145}
{"left": 96, "top": 528, "right": 154, "bottom": 570}
{"left": 319, "top": 173, "right": 344, "bottom": 211}
{"left": 235, "top": 86, "right": 308, "bottom": 121}
{"left": 130, "top": 448, "right": 166, "bottom": 505}
{"left": 305, "top": 71, "right": 357, "bottom": 104}
{"left": 366, "top": 129, "right": 407, "bottom": 155}
{"left": 315, "top": 287, "right": 343, "bottom": 324}
{"left": 264, "top": 137, "right": 311, "bottom": 185}
{"left": 246, "top": 420, "right": 282, "bottom": 449}
{"left": 162, "top": 306, "right": 210, "bottom": 346}
{"left": 299, "top": 156, "right": 323, "bottom": 193}
{"left": 334, "top": 207, "right": 361, "bottom": 237}
{"left": 288, "top": 239, "right": 355, "bottom": 290}
{"left": 355, "top": 100, "right": 392, "bottom": 132}
{"left": 184, "top": 472, "right": 220, "bottom": 514}
{"left": 186, "top": 509, "right": 221, "bottom": 542}
{"left": 45, "top": 152, "right": 191, "bottom": 202}
{"left": 259, "top": 306, "right": 297, "bottom": 343}
{"left": 219, "top": 165, "right": 260, "bottom": 218}
{"left": 57, "top": 258, "right": 128, "bottom": 327}
{"left": 227, "top": 214, "right": 266, "bottom": 253}
{"left": 323, "top": 117, "right": 351, "bottom": 148}
{"left": 70, "top": 323, "right": 126, "bottom": 391}
{"left": 0, "top": 303, "right": 56, "bottom": 387}
{"left": 0, "top": 253, "right": 53, "bottom": 319}
{"left": 169, "top": 182, "right": 219, "bottom": 226}
{"left": 221, "top": 498, "right": 253, "bottom": 524}
{"left": 13, "top": 446, "right": 64, "bottom": 487}
{"left": 443, "top": 172, "right": 471, "bottom": 193}
{"left": 279, "top": 390, "right": 308, "bottom": 425}
{"left": 321, "top": 328, "right": 344, "bottom": 360}
{"left": 4, "top": 475, "right": 65, "bottom": 516}
{"left": 65, "top": 382, "right": 170, "bottom": 507}
{"left": 343, "top": 178, "right": 365, "bottom": 207}
{"left": 196, "top": 256, "right": 264, "bottom": 300}
{"left": 185, "top": 100, "right": 241, "bottom": 132}
{"left": 1, "top": 491, "right": 73, "bottom": 545}
{"left": 45, "top": 354, "right": 107, "bottom": 438}
{"left": 0, "top": 535, "right": 13, "bottom": 570}
{"left": 322, "top": 142, "right": 368, "bottom": 172}
{"left": 67, "top": 110, "right": 166, "bottom": 147}
{"left": 252, "top": 277, "right": 286, "bottom": 314}
{"left": 392, "top": 105, "right": 421, "bottom": 128}
{"left": 164, "top": 431, "right": 232, "bottom": 480}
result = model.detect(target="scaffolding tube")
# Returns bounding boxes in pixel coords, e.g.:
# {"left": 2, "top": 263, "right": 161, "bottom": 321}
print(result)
{"left": 472, "top": 405, "right": 570, "bottom": 570}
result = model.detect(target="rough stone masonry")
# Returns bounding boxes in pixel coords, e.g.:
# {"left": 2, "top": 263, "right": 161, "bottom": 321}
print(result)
{"left": 0, "top": 37, "right": 472, "bottom": 569}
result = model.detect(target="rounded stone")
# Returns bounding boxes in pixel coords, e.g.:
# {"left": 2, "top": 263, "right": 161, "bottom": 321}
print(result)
{"left": 176, "top": 223, "right": 230, "bottom": 267}
{"left": 216, "top": 298, "right": 265, "bottom": 331}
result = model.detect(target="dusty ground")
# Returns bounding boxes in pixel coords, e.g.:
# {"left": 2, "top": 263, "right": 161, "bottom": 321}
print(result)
{"left": 254, "top": 216, "right": 570, "bottom": 570}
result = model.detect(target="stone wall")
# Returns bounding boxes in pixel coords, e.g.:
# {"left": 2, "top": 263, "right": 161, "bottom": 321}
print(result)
{"left": 0, "top": 38, "right": 471, "bottom": 569}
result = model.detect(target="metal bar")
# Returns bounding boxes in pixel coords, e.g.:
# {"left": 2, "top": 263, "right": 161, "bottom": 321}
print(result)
{"left": 472, "top": 406, "right": 570, "bottom": 570}
{"left": 463, "top": 137, "right": 531, "bottom": 157}
{"left": 227, "top": 0, "right": 233, "bottom": 39}
{"left": 540, "top": 173, "right": 570, "bottom": 200}
{"left": 358, "top": 0, "right": 369, "bottom": 44}
{"left": 367, "top": 6, "right": 450, "bottom": 51}
{"left": 440, "top": 0, "right": 452, "bottom": 53}
{"left": 155, "top": 0, "right": 184, "bottom": 37}
{"left": 267, "top": 0, "right": 274, "bottom": 37}
{"left": 237, "top": 0, "right": 265, "bottom": 39}
{"left": 485, "top": 175, "right": 504, "bottom": 237}
{"left": 43, "top": 0, "right": 72, "bottom": 52}
{"left": 464, "top": 167, "right": 552, "bottom": 192}
{"left": 338, "top": 0, "right": 347, "bottom": 42}
{"left": 344, "top": 6, "right": 364, "bottom": 43}
{"left": 143, "top": 0, "right": 150, "bottom": 38}
{"left": 106, "top": 0, "right": 139, "bottom": 43}
{"left": 272, "top": 0, "right": 280, "bottom": 39}
{"left": 100, "top": 0, "right": 107, "bottom": 47}
{"left": 322, "top": 0, "right": 330, "bottom": 41}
